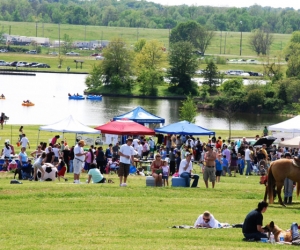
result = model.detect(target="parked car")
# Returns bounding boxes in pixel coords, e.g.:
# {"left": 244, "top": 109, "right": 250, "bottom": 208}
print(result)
{"left": 16, "top": 61, "right": 27, "bottom": 67}
{"left": 0, "top": 49, "right": 8, "bottom": 53}
{"left": 32, "top": 63, "right": 50, "bottom": 68}
{"left": 26, "top": 50, "right": 37, "bottom": 54}
{"left": 95, "top": 55, "right": 104, "bottom": 60}
{"left": 91, "top": 53, "right": 100, "bottom": 56}
{"left": 25, "top": 62, "right": 39, "bottom": 67}
{"left": 10, "top": 61, "right": 18, "bottom": 66}
{"left": 66, "top": 51, "right": 79, "bottom": 56}
{"left": 0, "top": 60, "right": 8, "bottom": 66}
{"left": 49, "top": 52, "right": 59, "bottom": 55}
{"left": 247, "top": 59, "right": 258, "bottom": 64}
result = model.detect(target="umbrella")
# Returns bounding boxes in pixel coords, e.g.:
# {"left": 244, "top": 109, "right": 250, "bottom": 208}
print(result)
{"left": 154, "top": 121, "right": 215, "bottom": 135}
{"left": 94, "top": 120, "right": 155, "bottom": 135}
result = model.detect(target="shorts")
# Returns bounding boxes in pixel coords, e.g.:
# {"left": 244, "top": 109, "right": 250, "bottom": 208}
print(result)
{"left": 58, "top": 166, "right": 66, "bottom": 177}
{"left": 73, "top": 158, "right": 84, "bottom": 174}
{"left": 203, "top": 167, "right": 216, "bottom": 182}
{"left": 162, "top": 175, "right": 168, "bottom": 180}
{"left": 216, "top": 170, "right": 222, "bottom": 176}
{"left": 54, "top": 157, "right": 59, "bottom": 163}
{"left": 33, "top": 162, "right": 43, "bottom": 170}
{"left": 118, "top": 162, "right": 130, "bottom": 177}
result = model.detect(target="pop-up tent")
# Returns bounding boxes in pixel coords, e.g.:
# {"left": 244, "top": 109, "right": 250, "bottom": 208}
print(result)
{"left": 39, "top": 115, "right": 101, "bottom": 134}
{"left": 154, "top": 120, "right": 215, "bottom": 135}
{"left": 279, "top": 136, "right": 300, "bottom": 148}
{"left": 113, "top": 106, "right": 165, "bottom": 124}
{"left": 37, "top": 115, "right": 101, "bottom": 145}
{"left": 268, "top": 116, "right": 300, "bottom": 133}
{"left": 95, "top": 120, "right": 155, "bottom": 135}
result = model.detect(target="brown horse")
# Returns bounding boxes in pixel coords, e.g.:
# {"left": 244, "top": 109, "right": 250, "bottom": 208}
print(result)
{"left": 265, "top": 159, "right": 300, "bottom": 206}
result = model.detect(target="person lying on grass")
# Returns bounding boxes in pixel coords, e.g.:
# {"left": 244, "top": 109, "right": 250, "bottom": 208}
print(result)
{"left": 194, "top": 211, "right": 221, "bottom": 228}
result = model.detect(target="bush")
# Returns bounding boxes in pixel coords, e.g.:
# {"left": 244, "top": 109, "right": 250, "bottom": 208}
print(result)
{"left": 216, "top": 56, "right": 226, "bottom": 65}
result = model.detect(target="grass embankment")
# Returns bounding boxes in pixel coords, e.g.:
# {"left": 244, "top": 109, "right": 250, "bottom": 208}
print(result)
{"left": 0, "top": 166, "right": 297, "bottom": 249}
{"left": 1, "top": 21, "right": 291, "bottom": 57}
{"left": 0, "top": 125, "right": 260, "bottom": 151}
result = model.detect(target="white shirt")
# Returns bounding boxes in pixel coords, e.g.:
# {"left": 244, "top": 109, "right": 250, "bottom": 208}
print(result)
{"left": 137, "top": 144, "right": 143, "bottom": 156}
{"left": 20, "top": 137, "right": 29, "bottom": 148}
{"left": 3, "top": 146, "right": 11, "bottom": 157}
{"left": 74, "top": 144, "right": 85, "bottom": 161}
{"left": 178, "top": 159, "right": 192, "bottom": 175}
{"left": 52, "top": 147, "right": 60, "bottom": 158}
{"left": 245, "top": 148, "right": 251, "bottom": 161}
{"left": 194, "top": 214, "right": 220, "bottom": 228}
{"left": 119, "top": 144, "right": 135, "bottom": 164}
{"left": 132, "top": 139, "right": 139, "bottom": 149}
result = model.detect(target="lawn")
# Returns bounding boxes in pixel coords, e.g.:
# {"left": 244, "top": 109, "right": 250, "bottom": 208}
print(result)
{"left": 0, "top": 167, "right": 298, "bottom": 249}
{"left": 0, "top": 125, "right": 296, "bottom": 249}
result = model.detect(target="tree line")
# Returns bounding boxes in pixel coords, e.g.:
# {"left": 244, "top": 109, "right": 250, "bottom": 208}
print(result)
{"left": 0, "top": 0, "right": 300, "bottom": 34}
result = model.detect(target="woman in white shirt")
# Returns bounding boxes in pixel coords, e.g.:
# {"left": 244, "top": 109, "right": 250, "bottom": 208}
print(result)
{"left": 2, "top": 142, "right": 11, "bottom": 159}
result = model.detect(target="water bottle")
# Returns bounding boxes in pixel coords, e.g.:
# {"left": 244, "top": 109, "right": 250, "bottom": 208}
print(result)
{"left": 279, "top": 232, "right": 284, "bottom": 243}
{"left": 270, "top": 233, "right": 275, "bottom": 244}
{"left": 291, "top": 222, "right": 299, "bottom": 240}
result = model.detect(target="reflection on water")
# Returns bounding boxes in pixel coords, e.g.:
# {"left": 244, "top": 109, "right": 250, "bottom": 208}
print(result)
{"left": 0, "top": 72, "right": 288, "bottom": 130}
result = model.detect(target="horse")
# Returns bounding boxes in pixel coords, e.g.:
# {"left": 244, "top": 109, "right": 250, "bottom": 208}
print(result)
{"left": 265, "top": 159, "right": 300, "bottom": 207}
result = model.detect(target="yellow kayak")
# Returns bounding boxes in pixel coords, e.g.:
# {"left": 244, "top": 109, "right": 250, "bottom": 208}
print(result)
{"left": 22, "top": 102, "right": 35, "bottom": 106}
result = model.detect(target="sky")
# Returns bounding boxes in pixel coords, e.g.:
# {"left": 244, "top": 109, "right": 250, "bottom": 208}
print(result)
{"left": 147, "top": 0, "right": 300, "bottom": 10}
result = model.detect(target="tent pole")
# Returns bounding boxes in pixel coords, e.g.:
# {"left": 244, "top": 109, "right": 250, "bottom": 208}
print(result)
{"left": 37, "top": 130, "right": 40, "bottom": 149}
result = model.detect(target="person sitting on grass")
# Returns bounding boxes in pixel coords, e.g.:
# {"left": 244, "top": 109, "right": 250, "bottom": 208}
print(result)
{"left": 87, "top": 163, "right": 106, "bottom": 184}
{"left": 56, "top": 159, "right": 68, "bottom": 182}
{"left": 242, "top": 201, "right": 268, "bottom": 241}
{"left": 194, "top": 211, "right": 221, "bottom": 228}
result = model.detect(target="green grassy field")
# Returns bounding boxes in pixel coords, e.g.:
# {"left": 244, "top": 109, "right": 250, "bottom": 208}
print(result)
{"left": 1, "top": 125, "right": 296, "bottom": 249}
{"left": 0, "top": 166, "right": 298, "bottom": 249}
{"left": 1, "top": 21, "right": 291, "bottom": 57}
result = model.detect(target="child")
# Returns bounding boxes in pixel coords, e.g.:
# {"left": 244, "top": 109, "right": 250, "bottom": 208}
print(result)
{"left": 1, "top": 159, "right": 9, "bottom": 171}
{"left": 175, "top": 152, "right": 181, "bottom": 172}
{"left": 162, "top": 160, "right": 170, "bottom": 186}
{"left": 221, "top": 155, "right": 229, "bottom": 176}
{"left": 215, "top": 154, "right": 223, "bottom": 182}
{"left": 57, "top": 159, "right": 68, "bottom": 181}
{"left": 32, "top": 152, "right": 47, "bottom": 181}
{"left": 107, "top": 157, "right": 119, "bottom": 173}
{"left": 22, "top": 159, "right": 33, "bottom": 180}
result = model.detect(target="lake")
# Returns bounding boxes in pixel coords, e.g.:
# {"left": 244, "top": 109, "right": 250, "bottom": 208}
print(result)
{"left": 0, "top": 72, "right": 287, "bottom": 130}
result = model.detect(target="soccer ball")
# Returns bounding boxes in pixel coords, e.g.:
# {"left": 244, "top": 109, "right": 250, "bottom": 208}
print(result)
{"left": 37, "top": 164, "right": 58, "bottom": 181}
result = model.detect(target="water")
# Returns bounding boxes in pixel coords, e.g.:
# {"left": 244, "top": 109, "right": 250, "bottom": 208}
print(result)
{"left": 0, "top": 72, "right": 287, "bottom": 130}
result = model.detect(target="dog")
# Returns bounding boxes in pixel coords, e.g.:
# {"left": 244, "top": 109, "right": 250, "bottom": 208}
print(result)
{"left": 263, "top": 221, "right": 292, "bottom": 242}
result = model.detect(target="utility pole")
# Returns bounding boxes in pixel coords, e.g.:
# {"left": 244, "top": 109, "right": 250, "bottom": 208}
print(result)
{"left": 239, "top": 21, "right": 243, "bottom": 56}
{"left": 219, "top": 31, "right": 222, "bottom": 54}
{"left": 58, "top": 23, "right": 60, "bottom": 55}
{"left": 9, "top": 25, "right": 11, "bottom": 35}
{"left": 224, "top": 32, "right": 228, "bottom": 54}
{"left": 42, "top": 23, "right": 44, "bottom": 37}
{"left": 136, "top": 26, "right": 139, "bottom": 41}
{"left": 36, "top": 22, "right": 38, "bottom": 37}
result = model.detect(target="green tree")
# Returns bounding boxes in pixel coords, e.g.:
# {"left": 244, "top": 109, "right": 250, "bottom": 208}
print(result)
{"left": 135, "top": 40, "right": 166, "bottom": 96}
{"left": 134, "top": 38, "right": 147, "bottom": 52}
{"left": 101, "top": 38, "right": 133, "bottom": 89}
{"left": 168, "top": 41, "right": 199, "bottom": 95}
{"left": 170, "top": 21, "right": 215, "bottom": 55}
{"left": 179, "top": 94, "right": 197, "bottom": 123}
{"left": 249, "top": 28, "right": 274, "bottom": 55}
{"left": 85, "top": 64, "right": 103, "bottom": 91}
{"left": 62, "top": 34, "right": 73, "bottom": 54}
{"left": 202, "top": 61, "right": 219, "bottom": 92}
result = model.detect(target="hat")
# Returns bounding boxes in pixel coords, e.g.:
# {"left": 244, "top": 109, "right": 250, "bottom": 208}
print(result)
{"left": 185, "top": 152, "right": 192, "bottom": 157}
{"left": 5, "top": 139, "right": 9, "bottom": 144}
{"left": 79, "top": 140, "right": 85, "bottom": 146}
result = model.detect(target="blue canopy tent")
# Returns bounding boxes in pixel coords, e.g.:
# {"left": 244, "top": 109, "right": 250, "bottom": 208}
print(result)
{"left": 154, "top": 121, "right": 215, "bottom": 135}
{"left": 113, "top": 106, "right": 165, "bottom": 125}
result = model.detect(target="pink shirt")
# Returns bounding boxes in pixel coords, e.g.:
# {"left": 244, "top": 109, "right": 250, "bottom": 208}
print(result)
{"left": 86, "top": 151, "right": 92, "bottom": 163}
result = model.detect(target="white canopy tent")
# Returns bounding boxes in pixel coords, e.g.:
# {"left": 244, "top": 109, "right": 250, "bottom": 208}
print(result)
{"left": 279, "top": 136, "right": 300, "bottom": 148}
{"left": 268, "top": 116, "right": 300, "bottom": 133}
{"left": 38, "top": 115, "right": 101, "bottom": 145}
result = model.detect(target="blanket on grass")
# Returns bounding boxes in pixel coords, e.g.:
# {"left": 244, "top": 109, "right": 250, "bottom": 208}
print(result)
{"left": 171, "top": 223, "right": 231, "bottom": 229}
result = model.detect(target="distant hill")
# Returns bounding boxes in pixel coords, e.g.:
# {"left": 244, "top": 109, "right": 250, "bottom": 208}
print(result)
{"left": 0, "top": 0, "right": 299, "bottom": 33}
